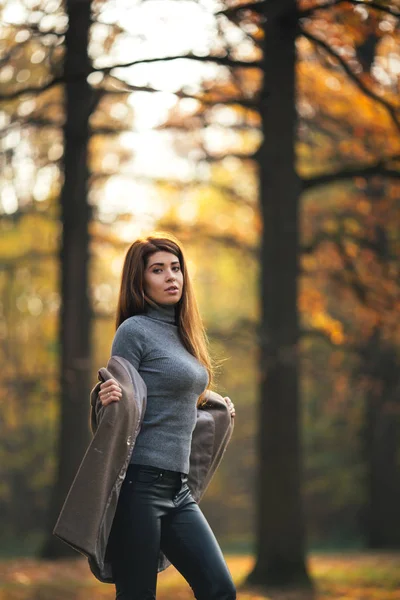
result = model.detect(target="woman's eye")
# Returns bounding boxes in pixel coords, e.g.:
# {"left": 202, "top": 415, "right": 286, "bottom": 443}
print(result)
{"left": 152, "top": 266, "right": 180, "bottom": 273}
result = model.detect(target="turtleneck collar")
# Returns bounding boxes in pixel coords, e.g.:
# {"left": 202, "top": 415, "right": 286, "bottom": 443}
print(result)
{"left": 144, "top": 301, "right": 177, "bottom": 325}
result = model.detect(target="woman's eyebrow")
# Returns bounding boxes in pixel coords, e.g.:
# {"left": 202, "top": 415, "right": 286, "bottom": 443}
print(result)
{"left": 149, "top": 261, "right": 180, "bottom": 268}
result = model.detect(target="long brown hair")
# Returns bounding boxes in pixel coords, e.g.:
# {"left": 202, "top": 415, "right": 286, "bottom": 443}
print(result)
{"left": 115, "top": 231, "right": 214, "bottom": 406}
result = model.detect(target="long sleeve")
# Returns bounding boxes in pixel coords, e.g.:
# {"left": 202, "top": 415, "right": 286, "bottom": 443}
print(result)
{"left": 111, "top": 317, "right": 146, "bottom": 371}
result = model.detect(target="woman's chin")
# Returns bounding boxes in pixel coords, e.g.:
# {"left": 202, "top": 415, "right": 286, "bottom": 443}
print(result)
{"left": 163, "top": 298, "right": 180, "bottom": 305}
{"left": 152, "top": 296, "right": 179, "bottom": 305}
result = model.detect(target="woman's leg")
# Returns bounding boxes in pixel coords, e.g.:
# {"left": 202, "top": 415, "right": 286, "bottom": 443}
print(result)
{"left": 108, "top": 465, "right": 170, "bottom": 600}
{"left": 160, "top": 480, "right": 236, "bottom": 600}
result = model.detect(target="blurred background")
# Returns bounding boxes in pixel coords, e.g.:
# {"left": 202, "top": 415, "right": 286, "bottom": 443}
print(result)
{"left": 1, "top": 0, "right": 400, "bottom": 598}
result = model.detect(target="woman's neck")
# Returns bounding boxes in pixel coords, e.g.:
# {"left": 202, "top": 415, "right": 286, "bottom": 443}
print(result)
{"left": 144, "top": 301, "right": 177, "bottom": 325}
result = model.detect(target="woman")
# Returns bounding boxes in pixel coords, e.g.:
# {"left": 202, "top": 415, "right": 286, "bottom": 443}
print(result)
{"left": 99, "top": 232, "right": 236, "bottom": 600}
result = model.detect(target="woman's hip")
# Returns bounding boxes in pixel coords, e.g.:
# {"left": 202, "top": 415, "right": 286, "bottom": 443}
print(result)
{"left": 117, "top": 463, "right": 194, "bottom": 513}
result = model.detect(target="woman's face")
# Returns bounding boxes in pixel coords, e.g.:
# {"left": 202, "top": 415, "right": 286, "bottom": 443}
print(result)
{"left": 144, "top": 250, "right": 184, "bottom": 305}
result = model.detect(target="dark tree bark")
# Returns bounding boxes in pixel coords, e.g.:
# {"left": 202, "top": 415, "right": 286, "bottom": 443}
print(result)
{"left": 40, "top": 0, "right": 95, "bottom": 558}
{"left": 358, "top": 327, "right": 400, "bottom": 549}
{"left": 245, "top": 0, "right": 311, "bottom": 590}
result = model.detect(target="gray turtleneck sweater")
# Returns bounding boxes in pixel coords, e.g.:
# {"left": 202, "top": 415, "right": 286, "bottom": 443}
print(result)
{"left": 111, "top": 302, "right": 209, "bottom": 474}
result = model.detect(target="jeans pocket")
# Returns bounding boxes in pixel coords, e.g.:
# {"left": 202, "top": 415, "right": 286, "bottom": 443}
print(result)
{"left": 133, "top": 466, "right": 162, "bottom": 485}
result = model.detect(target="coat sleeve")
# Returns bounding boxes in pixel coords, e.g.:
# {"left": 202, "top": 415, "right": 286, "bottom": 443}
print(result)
{"left": 90, "top": 365, "right": 126, "bottom": 435}
{"left": 89, "top": 380, "right": 103, "bottom": 435}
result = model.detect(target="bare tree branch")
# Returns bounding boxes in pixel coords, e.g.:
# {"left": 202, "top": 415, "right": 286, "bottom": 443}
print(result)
{"left": 214, "top": 1, "right": 263, "bottom": 50}
{"left": 0, "top": 54, "right": 261, "bottom": 101}
{"left": 154, "top": 221, "right": 259, "bottom": 257}
{"left": 302, "top": 216, "right": 400, "bottom": 314}
{"left": 216, "top": 0, "right": 400, "bottom": 20}
{"left": 201, "top": 151, "right": 259, "bottom": 162}
{"left": 0, "top": 119, "right": 60, "bottom": 142}
{"left": 300, "top": 0, "right": 400, "bottom": 19}
{"left": 302, "top": 228, "right": 397, "bottom": 259}
{"left": 0, "top": 77, "right": 64, "bottom": 101}
{"left": 0, "top": 39, "right": 35, "bottom": 70}
{"left": 215, "top": 0, "right": 296, "bottom": 19}
{"left": 103, "top": 77, "right": 259, "bottom": 108}
{"left": 302, "top": 156, "right": 400, "bottom": 190}
{"left": 215, "top": 1, "right": 266, "bottom": 17}
{"left": 95, "top": 53, "right": 262, "bottom": 74}
{"left": 91, "top": 125, "right": 131, "bottom": 136}
{"left": 302, "top": 30, "right": 400, "bottom": 134}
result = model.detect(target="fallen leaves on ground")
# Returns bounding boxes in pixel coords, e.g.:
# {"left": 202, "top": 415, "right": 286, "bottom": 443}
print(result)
{"left": 1, "top": 552, "right": 400, "bottom": 600}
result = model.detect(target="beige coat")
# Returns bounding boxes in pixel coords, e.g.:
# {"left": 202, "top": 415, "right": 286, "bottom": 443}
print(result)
{"left": 53, "top": 355, "right": 234, "bottom": 583}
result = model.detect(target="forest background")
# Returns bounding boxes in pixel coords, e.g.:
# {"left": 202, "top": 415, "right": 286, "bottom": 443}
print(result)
{"left": 1, "top": 0, "right": 400, "bottom": 597}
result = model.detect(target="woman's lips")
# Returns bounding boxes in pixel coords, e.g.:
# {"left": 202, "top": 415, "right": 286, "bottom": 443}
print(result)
{"left": 165, "top": 288, "right": 179, "bottom": 294}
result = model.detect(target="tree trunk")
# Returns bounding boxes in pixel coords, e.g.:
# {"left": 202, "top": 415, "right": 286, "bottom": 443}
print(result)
{"left": 40, "top": 0, "right": 94, "bottom": 558}
{"left": 359, "top": 328, "right": 400, "bottom": 548}
{"left": 245, "top": 0, "right": 311, "bottom": 589}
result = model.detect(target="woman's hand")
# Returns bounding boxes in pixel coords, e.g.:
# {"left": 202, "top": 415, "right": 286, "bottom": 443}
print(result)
{"left": 99, "top": 378, "right": 122, "bottom": 406}
{"left": 224, "top": 396, "right": 235, "bottom": 418}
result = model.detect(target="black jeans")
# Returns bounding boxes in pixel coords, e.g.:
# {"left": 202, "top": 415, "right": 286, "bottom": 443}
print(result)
{"left": 107, "top": 463, "right": 236, "bottom": 600}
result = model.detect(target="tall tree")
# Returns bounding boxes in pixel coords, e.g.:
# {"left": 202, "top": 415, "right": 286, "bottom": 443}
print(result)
{"left": 0, "top": 0, "right": 137, "bottom": 544}
{"left": 298, "top": 2, "right": 400, "bottom": 548}
{"left": 40, "top": 0, "right": 96, "bottom": 557}
{"left": 358, "top": 326, "right": 400, "bottom": 548}
{"left": 245, "top": 0, "right": 311, "bottom": 588}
